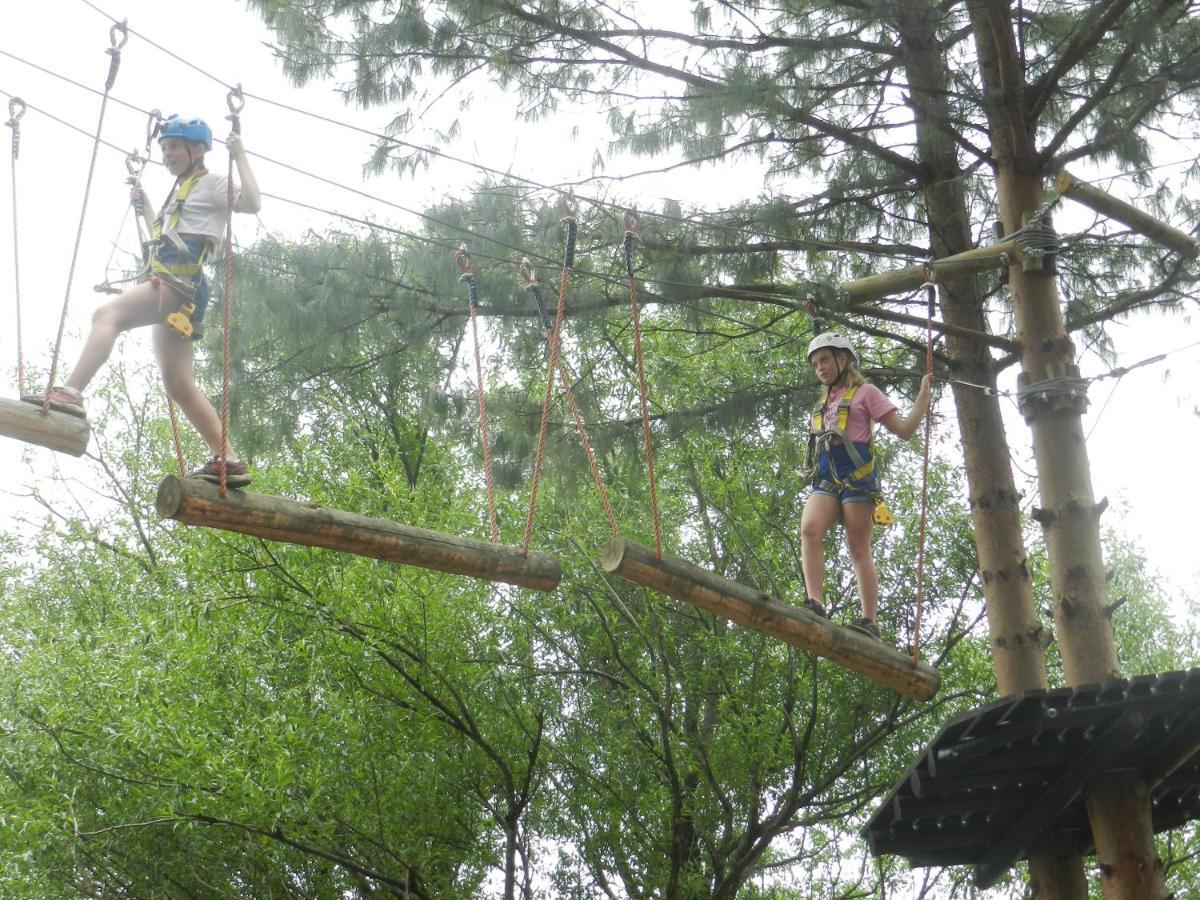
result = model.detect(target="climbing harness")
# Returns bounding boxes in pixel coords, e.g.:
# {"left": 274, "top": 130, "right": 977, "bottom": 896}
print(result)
{"left": 808, "top": 383, "right": 894, "bottom": 527}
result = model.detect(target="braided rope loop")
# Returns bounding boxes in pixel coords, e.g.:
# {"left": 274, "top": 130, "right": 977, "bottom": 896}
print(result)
{"left": 7, "top": 99, "right": 26, "bottom": 396}
{"left": 522, "top": 215, "right": 576, "bottom": 555}
{"left": 624, "top": 218, "right": 663, "bottom": 558}
{"left": 912, "top": 284, "right": 936, "bottom": 665}
{"left": 44, "top": 39, "right": 123, "bottom": 413}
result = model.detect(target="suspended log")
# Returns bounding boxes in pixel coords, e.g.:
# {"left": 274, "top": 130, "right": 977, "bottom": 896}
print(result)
{"left": 1056, "top": 170, "right": 1200, "bottom": 258}
{"left": 837, "top": 264, "right": 930, "bottom": 305}
{"left": 0, "top": 396, "right": 90, "bottom": 456}
{"left": 157, "top": 475, "right": 562, "bottom": 591}
{"left": 599, "top": 536, "right": 940, "bottom": 701}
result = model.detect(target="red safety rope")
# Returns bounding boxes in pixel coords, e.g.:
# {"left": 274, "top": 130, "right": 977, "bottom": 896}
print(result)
{"left": 522, "top": 199, "right": 577, "bottom": 556}
{"left": 6, "top": 98, "right": 26, "bottom": 397}
{"left": 42, "top": 22, "right": 127, "bottom": 414}
{"left": 519, "top": 259, "right": 620, "bottom": 536}
{"left": 455, "top": 246, "right": 500, "bottom": 543}
{"left": 219, "top": 87, "right": 243, "bottom": 497}
{"left": 912, "top": 282, "right": 936, "bottom": 665}
{"left": 623, "top": 213, "right": 663, "bottom": 559}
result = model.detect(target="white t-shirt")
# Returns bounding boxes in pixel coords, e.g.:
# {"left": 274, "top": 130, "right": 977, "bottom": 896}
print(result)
{"left": 162, "top": 170, "right": 241, "bottom": 243}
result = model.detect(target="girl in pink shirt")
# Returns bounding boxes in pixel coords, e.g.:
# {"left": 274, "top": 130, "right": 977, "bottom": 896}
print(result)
{"left": 801, "top": 333, "right": 932, "bottom": 640}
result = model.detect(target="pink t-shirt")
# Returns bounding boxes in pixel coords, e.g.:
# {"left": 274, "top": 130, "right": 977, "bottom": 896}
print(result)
{"left": 818, "top": 383, "right": 897, "bottom": 443}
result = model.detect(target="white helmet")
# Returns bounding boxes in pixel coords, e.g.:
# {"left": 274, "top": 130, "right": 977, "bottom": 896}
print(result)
{"left": 806, "top": 332, "right": 857, "bottom": 364}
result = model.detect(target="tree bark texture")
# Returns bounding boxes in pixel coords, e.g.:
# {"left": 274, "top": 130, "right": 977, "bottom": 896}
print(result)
{"left": 969, "top": 2, "right": 1163, "bottom": 897}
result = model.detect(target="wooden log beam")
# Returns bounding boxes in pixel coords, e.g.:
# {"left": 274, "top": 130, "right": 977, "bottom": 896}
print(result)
{"left": 837, "top": 264, "right": 930, "bottom": 305}
{"left": 1056, "top": 170, "right": 1200, "bottom": 258}
{"left": 0, "top": 396, "right": 90, "bottom": 456}
{"left": 156, "top": 475, "right": 562, "bottom": 592}
{"left": 928, "top": 239, "right": 1020, "bottom": 278}
{"left": 598, "top": 536, "right": 940, "bottom": 701}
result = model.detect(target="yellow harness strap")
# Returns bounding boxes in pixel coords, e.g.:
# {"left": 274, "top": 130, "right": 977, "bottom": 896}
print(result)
{"left": 151, "top": 166, "right": 210, "bottom": 279}
{"left": 812, "top": 383, "right": 893, "bottom": 526}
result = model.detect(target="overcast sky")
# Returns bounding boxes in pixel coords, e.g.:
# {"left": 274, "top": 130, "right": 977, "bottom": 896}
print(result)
{"left": 2, "top": 0, "right": 1198, "bottom": 618}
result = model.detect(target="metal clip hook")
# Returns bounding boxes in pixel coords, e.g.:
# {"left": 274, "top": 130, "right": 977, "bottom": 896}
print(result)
{"left": 623, "top": 209, "right": 639, "bottom": 236}
{"left": 110, "top": 20, "right": 129, "bottom": 50}
{"left": 454, "top": 245, "right": 474, "bottom": 277}
{"left": 6, "top": 97, "right": 26, "bottom": 124}
{"left": 518, "top": 257, "right": 537, "bottom": 286}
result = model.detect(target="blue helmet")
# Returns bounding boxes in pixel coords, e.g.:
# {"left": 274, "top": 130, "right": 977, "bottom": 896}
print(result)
{"left": 158, "top": 116, "right": 212, "bottom": 151}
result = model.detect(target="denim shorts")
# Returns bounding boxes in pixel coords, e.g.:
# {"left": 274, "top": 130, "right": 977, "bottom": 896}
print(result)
{"left": 144, "top": 238, "right": 211, "bottom": 341}
{"left": 811, "top": 442, "right": 879, "bottom": 503}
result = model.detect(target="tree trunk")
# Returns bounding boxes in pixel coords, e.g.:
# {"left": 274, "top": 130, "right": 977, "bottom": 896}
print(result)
{"left": 891, "top": 1, "right": 1084, "bottom": 893}
{"left": 968, "top": 2, "right": 1164, "bottom": 897}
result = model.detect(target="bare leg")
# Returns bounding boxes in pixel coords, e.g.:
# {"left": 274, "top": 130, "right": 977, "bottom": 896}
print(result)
{"left": 152, "top": 321, "right": 237, "bottom": 460}
{"left": 63, "top": 281, "right": 164, "bottom": 392}
{"left": 800, "top": 492, "right": 841, "bottom": 604}
{"left": 843, "top": 502, "right": 879, "bottom": 621}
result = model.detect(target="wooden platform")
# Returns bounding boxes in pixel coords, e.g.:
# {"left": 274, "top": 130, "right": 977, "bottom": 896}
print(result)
{"left": 0, "top": 396, "right": 90, "bottom": 456}
{"left": 599, "top": 536, "right": 940, "bottom": 701}
{"left": 864, "top": 669, "right": 1200, "bottom": 888}
{"left": 157, "top": 475, "right": 562, "bottom": 591}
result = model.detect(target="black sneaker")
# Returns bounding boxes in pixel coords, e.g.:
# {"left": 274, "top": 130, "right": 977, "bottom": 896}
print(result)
{"left": 849, "top": 617, "right": 882, "bottom": 640}
{"left": 803, "top": 598, "right": 828, "bottom": 618}
{"left": 22, "top": 386, "right": 86, "bottom": 418}
{"left": 188, "top": 457, "right": 252, "bottom": 489}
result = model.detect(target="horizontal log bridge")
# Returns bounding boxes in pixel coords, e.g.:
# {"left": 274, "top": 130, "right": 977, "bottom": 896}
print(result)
{"left": 157, "top": 475, "right": 562, "bottom": 592}
{"left": 835, "top": 241, "right": 1020, "bottom": 305}
{"left": 1056, "top": 170, "right": 1200, "bottom": 258}
{"left": 599, "top": 537, "right": 940, "bottom": 701}
{"left": 0, "top": 396, "right": 90, "bottom": 456}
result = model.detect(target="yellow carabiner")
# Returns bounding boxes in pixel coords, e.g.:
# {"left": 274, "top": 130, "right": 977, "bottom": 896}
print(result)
{"left": 165, "top": 300, "right": 197, "bottom": 339}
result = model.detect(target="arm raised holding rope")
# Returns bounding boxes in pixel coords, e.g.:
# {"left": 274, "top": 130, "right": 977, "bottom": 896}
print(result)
{"left": 26, "top": 115, "right": 259, "bottom": 488}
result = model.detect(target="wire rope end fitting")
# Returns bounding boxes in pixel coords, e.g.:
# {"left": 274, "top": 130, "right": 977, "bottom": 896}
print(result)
{"left": 110, "top": 20, "right": 129, "bottom": 50}
{"left": 6, "top": 97, "right": 26, "bottom": 126}
{"left": 454, "top": 245, "right": 475, "bottom": 279}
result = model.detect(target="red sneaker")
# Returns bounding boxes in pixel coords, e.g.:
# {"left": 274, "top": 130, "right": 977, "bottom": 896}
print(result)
{"left": 22, "top": 386, "right": 86, "bottom": 418}
{"left": 188, "top": 457, "right": 252, "bottom": 488}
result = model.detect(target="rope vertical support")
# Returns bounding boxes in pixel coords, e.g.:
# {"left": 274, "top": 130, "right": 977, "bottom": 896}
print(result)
{"left": 6, "top": 97, "right": 27, "bottom": 397}
{"left": 912, "top": 281, "right": 937, "bottom": 665}
{"left": 43, "top": 22, "right": 128, "bottom": 414}
{"left": 519, "top": 260, "right": 620, "bottom": 537}
{"left": 623, "top": 212, "right": 664, "bottom": 559}
{"left": 456, "top": 246, "right": 499, "bottom": 544}
{"left": 219, "top": 86, "right": 244, "bottom": 498}
{"left": 522, "top": 199, "right": 577, "bottom": 556}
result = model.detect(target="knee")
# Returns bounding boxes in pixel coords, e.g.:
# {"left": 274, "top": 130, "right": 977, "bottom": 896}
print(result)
{"left": 846, "top": 535, "right": 874, "bottom": 564}
{"left": 91, "top": 301, "right": 124, "bottom": 332}
{"left": 801, "top": 520, "right": 828, "bottom": 544}
{"left": 160, "top": 368, "right": 195, "bottom": 401}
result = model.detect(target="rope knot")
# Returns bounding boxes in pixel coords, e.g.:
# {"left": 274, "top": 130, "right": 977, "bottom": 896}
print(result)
{"left": 226, "top": 85, "right": 244, "bottom": 135}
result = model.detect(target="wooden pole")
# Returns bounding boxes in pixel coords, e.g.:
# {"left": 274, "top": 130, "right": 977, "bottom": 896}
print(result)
{"left": 837, "top": 264, "right": 930, "bottom": 305}
{"left": 1056, "top": 171, "right": 1200, "bottom": 258}
{"left": 929, "top": 239, "right": 1020, "bottom": 278}
{"left": 0, "top": 397, "right": 90, "bottom": 456}
{"left": 599, "top": 536, "right": 940, "bottom": 701}
{"left": 156, "top": 475, "right": 562, "bottom": 592}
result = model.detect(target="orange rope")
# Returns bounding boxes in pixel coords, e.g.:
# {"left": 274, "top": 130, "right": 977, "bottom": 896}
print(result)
{"left": 167, "top": 395, "right": 187, "bottom": 478}
{"left": 6, "top": 98, "right": 26, "bottom": 397}
{"left": 219, "top": 88, "right": 243, "bottom": 498}
{"left": 43, "top": 23, "right": 127, "bottom": 414}
{"left": 520, "top": 260, "right": 620, "bottom": 536}
{"left": 623, "top": 214, "right": 663, "bottom": 559}
{"left": 456, "top": 247, "right": 499, "bottom": 544}
{"left": 912, "top": 283, "right": 936, "bottom": 665}
{"left": 522, "top": 205, "right": 577, "bottom": 556}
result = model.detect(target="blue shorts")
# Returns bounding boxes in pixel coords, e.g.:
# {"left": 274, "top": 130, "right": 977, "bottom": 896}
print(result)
{"left": 811, "top": 442, "right": 879, "bottom": 503}
{"left": 143, "top": 238, "right": 210, "bottom": 341}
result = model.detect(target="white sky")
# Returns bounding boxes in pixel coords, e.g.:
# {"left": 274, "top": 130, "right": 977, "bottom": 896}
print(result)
{"left": 1, "top": 0, "right": 1198, "bottom": 618}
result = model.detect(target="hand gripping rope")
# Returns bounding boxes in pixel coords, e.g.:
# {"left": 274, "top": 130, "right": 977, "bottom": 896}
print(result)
{"left": 7, "top": 98, "right": 27, "bottom": 398}
{"left": 41, "top": 21, "right": 128, "bottom": 415}
{"left": 455, "top": 246, "right": 500, "bottom": 543}
{"left": 623, "top": 212, "right": 663, "bottom": 559}
{"left": 522, "top": 197, "right": 578, "bottom": 556}
{"left": 519, "top": 257, "right": 619, "bottom": 537}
